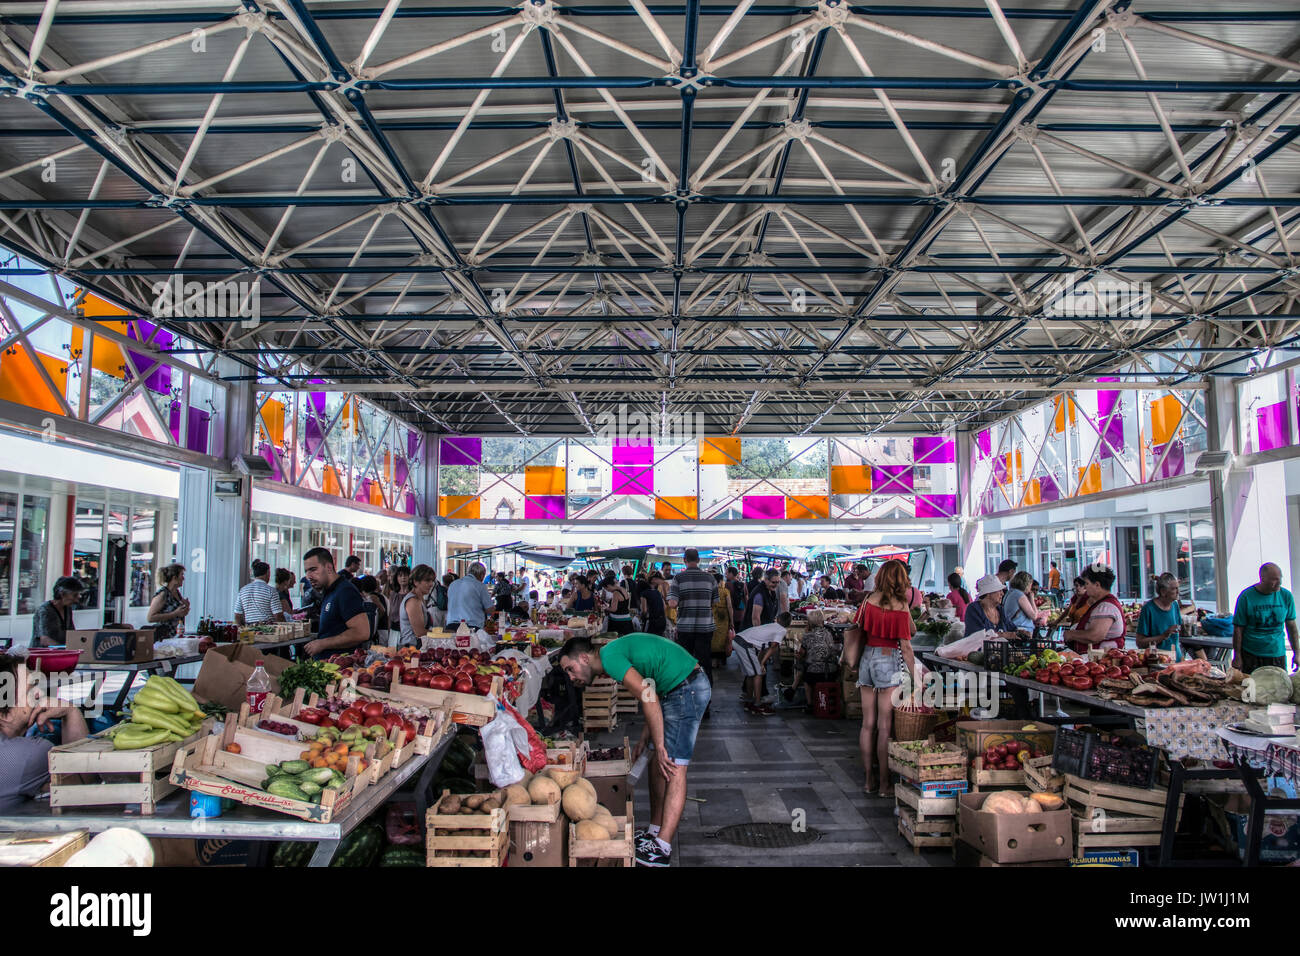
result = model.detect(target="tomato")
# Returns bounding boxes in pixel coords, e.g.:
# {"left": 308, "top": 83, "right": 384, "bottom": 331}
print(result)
{"left": 360, "top": 701, "right": 384, "bottom": 719}
{"left": 430, "top": 673, "right": 454, "bottom": 690}
{"left": 474, "top": 675, "right": 494, "bottom": 695}
{"left": 415, "top": 672, "right": 432, "bottom": 688}
{"left": 1105, "top": 666, "right": 1122, "bottom": 679}
{"left": 454, "top": 677, "right": 475, "bottom": 694}
{"left": 296, "top": 708, "right": 322, "bottom": 725}
{"left": 1048, "top": 662, "right": 1062, "bottom": 673}
{"left": 401, "top": 720, "right": 418, "bottom": 741}
{"left": 1059, "top": 664, "right": 1074, "bottom": 677}
{"left": 1118, "top": 665, "right": 1130, "bottom": 677}
{"left": 337, "top": 708, "right": 363, "bottom": 730}
{"left": 1036, "top": 669, "right": 1051, "bottom": 683}
{"left": 1049, "top": 673, "right": 1061, "bottom": 684}
{"left": 364, "top": 715, "right": 388, "bottom": 732}
{"left": 984, "top": 749, "right": 999, "bottom": 765}
{"left": 318, "top": 716, "right": 336, "bottom": 729}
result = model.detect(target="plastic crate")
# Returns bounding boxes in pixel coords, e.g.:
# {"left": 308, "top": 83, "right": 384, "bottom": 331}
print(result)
{"left": 1052, "top": 727, "right": 1158, "bottom": 790}
{"left": 981, "top": 635, "right": 1061, "bottom": 673}
{"left": 1050, "top": 726, "right": 1089, "bottom": 777}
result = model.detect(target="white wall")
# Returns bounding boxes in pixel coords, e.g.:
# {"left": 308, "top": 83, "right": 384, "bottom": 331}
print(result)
{"left": 1223, "top": 459, "right": 1291, "bottom": 600}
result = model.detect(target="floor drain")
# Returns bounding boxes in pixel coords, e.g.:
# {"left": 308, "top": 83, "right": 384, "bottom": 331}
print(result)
{"left": 713, "top": 822, "right": 822, "bottom": 848}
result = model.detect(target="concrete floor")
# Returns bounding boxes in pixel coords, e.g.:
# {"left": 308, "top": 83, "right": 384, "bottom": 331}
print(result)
{"left": 587, "top": 655, "right": 953, "bottom": 867}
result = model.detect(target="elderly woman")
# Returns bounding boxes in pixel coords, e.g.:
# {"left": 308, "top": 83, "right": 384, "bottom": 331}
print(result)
{"left": 791, "top": 609, "right": 838, "bottom": 705}
{"left": 964, "top": 574, "right": 1009, "bottom": 636}
{"left": 1137, "top": 572, "right": 1182, "bottom": 658}
{"left": 1062, "top": 565, "right": 1126, "bottom": 654}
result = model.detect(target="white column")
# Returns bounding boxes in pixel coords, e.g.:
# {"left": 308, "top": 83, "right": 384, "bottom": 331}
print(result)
{"left": 411, "top": 431, "right": 439, "bottom": 567}
{"left": 956, "top": 427, "right": 986, "bottom": 582}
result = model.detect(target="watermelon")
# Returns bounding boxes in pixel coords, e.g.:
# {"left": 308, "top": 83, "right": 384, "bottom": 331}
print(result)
{"left": 330, "top": 819, "right": 385, "bottom": 867}
{"left": 271, "top": 840, "right": 313, "bottom": 867}
{"left": 378, "top": 846, "right": 424, "bottom": 867}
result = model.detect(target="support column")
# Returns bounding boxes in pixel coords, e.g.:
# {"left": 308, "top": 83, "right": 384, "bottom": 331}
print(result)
{"left": 956, "top": 427, "right": 986, "bottom": 582}
{"left": 411, "top": 431, "right": 438, "bottom": 567}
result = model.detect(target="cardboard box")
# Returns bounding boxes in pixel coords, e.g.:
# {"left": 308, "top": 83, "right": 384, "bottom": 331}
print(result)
{"left": 956, "top": 720, "right": 1056, "bottom": 757}
{"left": 192, "top": 644, "right": 292, "bottom": 711}
{"left": 958, "top": 791, "right": 1072, "bottom": 863}
{"left": 507, "top": 816, "right": 567, "bottom": 867}
{"left": 589, "top": 773, "right": 632, "bottom": 811}
{"left": 65, "top": 628, "right": 155, "bottom": 663}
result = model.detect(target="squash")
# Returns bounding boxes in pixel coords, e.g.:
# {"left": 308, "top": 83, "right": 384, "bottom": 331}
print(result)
{"left": 527, "top": 775, "right": 562, "bottom": 806}
{"left": 545, "top": 767, "right": 581, "bottom": 789}
{"left": 575, "top": 819, "right": 610, "bottom": 841}
{"left": 592, "top": 805, "right": 619, "bottom": 838}
{"left": 982, "top": 791, "right": 1027, "bottom": 815}
{"left": 562, "top": 783, "right": 598, "bottom": 821}
{"left": 502, "top": 784, "right": 531, "bottom": 808}
{"left": 1029, "top": 792, "right": 1064, "bottom": 811}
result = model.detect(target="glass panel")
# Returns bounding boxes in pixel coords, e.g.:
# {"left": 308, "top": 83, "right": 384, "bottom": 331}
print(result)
{"left": 1142, "top": 525, "right": 1155, "bottom": 601}
{"left": 1081, "top": 524, "right": 1109, "bottom": 568}
{"left": 0, "top": 492, "right": 16, "bottom": 615}
{"left": 130, "top": 508, "right": 157, "bottom": 607}
{"left": 1007, "top": 538, "right": 1029, "bottom": 574}
{"left": 1191, "top": 518, "right": 1216, "bottom": 605}
{"left": 15, "top": 494, "right": 50, "bottom": 615}
{"left": 1165, "top": 520, "right": 1192, "bottom": 601}
{"left": 1116, "top": 527, "right": 1140, "bottom": 600}
{"left": 73, "top": 503, "right": 104, "bottom": 610}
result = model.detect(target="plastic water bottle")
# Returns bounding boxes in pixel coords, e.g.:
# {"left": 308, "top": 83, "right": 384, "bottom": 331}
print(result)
{"left": 246, "top": 660, "right": 271, "bottom": 715}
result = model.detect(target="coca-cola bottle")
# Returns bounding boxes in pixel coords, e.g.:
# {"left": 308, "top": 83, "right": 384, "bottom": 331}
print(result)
{"left": 246, "top": 660, "right": 271, "bottom": 715}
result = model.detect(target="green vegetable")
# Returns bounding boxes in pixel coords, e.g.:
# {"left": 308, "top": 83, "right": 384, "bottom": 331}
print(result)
{"left": 266, "top": 778, "right": 311, "bottom": 802}
{"left": 297, "top": 767, "right": 336, "bottom": 786}
{"left": 266, "top": 764, "right": 283, "bottom": 777}
{"left": 330, "top": 820, "right": 385, "bottom": 867}
{"left": 271, "top": 841, "right": 314, "bottom": 867}
{"left": 378, "top": 846, "right": 424, "bottom": 867}
{"left": 277, "top": 760, "right": 310, "bottom": 775}
{"left": 298, "top": 781, "right": 322, "bottom": 796}
{"left": 276, "top": 659, "right": 335, "bottom": 700}
{"left": 200, "top": 701, "right": 229, "bottom": 719}
{"left": 1243, "top": 666, "right": 1293, "bottom": 705}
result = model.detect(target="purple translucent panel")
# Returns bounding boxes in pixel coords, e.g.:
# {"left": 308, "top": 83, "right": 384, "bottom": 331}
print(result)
{"left": 1097, "top": 385, "right": 1124, "bottom": 459}
{"left": 307, "top": 391, "right": 326, "bottom": 419}
{"left": 873, "top": 465, "right": 914, "bottom": 493}
{"left": 1039, "top": 474, "right": 1060, "bottom": 503}
{"left": 258, "top": 443, "right": 284, "bottom": 482}
{"left": 440, "top": 436, "right": 482, "bottom": 466}
{"left": 991, "top": 455, "right": 1007, "bottom": 484}
{"left": 976, "top": 429, "right": 991, "bottom": 459}
{"left": 403, "top": 493, "right": 416, "bottom": 516}
{"left": 128, "top": 322, "right": 173, "bottom": 395}
{"left": 354, "top": 478, "right": 369, "bottom": 504}
{"left": 912, "top": 436, "right": 955, "bottom": 464}
{"left": 742, "top": 495, "right": 785, "bottom": 520}
{"left": 168, "top": 404, "right": 210, "bottom": 455}
{"left": 303, "top": 415, "right": 323, "bottom": 457}
{"left": 1152, "top": 442, "right": 1185, "bottom": 480}
{"left": 524, "top": 495, "right": 566, "bottom": 520}
{"left": 612, "top": 465, "right": 653, "bottom": 495}
{"left": 394, "top": 457, "right": 409, "bottom": 490}
{"left": 915, "top": 494, "right": 957, "bottom": 518}
{"left": 1257, "top": 400, "right": 1290, "bottom": 452}
{"left": 611, "top": 442, "right": 654, "bottom": 465}
{"left": 407, "top": 430, "right": 420, "bottom": 460}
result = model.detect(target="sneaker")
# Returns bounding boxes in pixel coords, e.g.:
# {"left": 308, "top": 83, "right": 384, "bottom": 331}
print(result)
{"left": 755, "top": 704, "right": 776, "bottom": 717}
{"left": 635, "top": 840, "right": 671, "bottom": 867}
{"left": 634, "top": 830, "right": 657, "bottom": 851}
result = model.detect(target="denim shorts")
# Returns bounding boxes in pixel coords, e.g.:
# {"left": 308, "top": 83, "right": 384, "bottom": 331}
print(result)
{"left": 657, "top": 669, "right": 712, "bottom": 765}
{"left": 857, "top": 645, "right": 903, "bottom": 689}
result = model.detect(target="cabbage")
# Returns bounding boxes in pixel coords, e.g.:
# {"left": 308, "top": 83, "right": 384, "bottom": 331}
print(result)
{"left": 1242, "top": 666, "right": 1293, "bottom": 705}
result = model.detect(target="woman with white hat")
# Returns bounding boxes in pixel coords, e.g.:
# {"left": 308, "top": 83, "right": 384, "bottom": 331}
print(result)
{"left": 964, "top": 574, "right": 1010, "bottom": 636}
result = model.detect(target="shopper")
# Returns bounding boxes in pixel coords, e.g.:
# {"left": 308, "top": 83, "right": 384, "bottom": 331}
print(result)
{"left": 1232, "top": 563, "right": 1300, "bottom": 673}
{"left": 724, "top": 566, "right": 746, "bottom": 621}
{"left": 748, "top": 568, "right": 782, "bottom": 628}
{"left": 819, "top": 575, "right": 846, "bottom": 601}
{"left": 945, "top": 572, "right": 969, "bottom": 622}
{"left": 147, "top": 563, "right": 190, "bottom": 642}
{"left": 710, "top": 571, "right": 735, "bottom": 673}
{"left": 356, "top": 575, "right": 388, "bottom": 640}
{"left": 559, "top": 633, "right": 711, "bottom": 867}
{"left": 790, "top": 609, "right": 838, "bottom": 705}
{"left": 843, "top": 564, "right": 868, "bottom": 594}
{"left": 341, "top": 555, "right": 362, "bottom": 580}
{"left": 669, "top": 548, "right": 726, "bottom": 691}
{"left": 1137, "top": 572, "right": 1183, "bottom": 658}
{"left": 30, "top": 577, "right": 84, "bottom": 648}
{"left": 641, "top": 572, "right": 668, "bottom": 636}
{"left": 233, "top": 560, "right": 285, "bottom": 627}
{"left": 1001, "top": 570, "right": 1041, "bottom": 635}
{"left": 1047, "top": 561, "right": 1063, "bottom": 603}
{"left": 1063, "top": 576, "right": 1089, "bottom": 624}
{"left": 400, "top": 564, "right": 436, "bottom": 647}
{"left": 1062, "top": 564, "right": 1125, "bottom": 654}
{"left": 447, "top": 562, "right": 495, "bottom": 630}
{"left": 384, "top": 566, "right": 411, "bottom": 632}
{"left": 302, "top": 548, "right": 370, "bottom": 658}
{"left": 995, "top": 559, "right": 1018, "bottom": 584}
{"left": 602, "top": 572, "right": 633, "bottom": 635}
{"left": 275, "top": 568, "right": 296, "bottom": 618}
{"left": 965, "top": 575, "right": 1008, "bottom": 636}
{"left": 493, "top": 572, "right": 514, "bottom": 613}
{"left": 430, "top": 572, "right": 453, "bottom": 628}
{"left": 852, "top": 559, "right": 916, "bottom": 797}
{"left": 734, "top": 611, "right": 792, "bottom": 715}
{"left": 0, "top": 654, "right": 89, "bottom": 812}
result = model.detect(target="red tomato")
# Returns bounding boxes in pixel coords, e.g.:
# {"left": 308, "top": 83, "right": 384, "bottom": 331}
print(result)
{"left": 1049, "top": 673, "right": 1062, "bottom": 684}
{"left": 1118, "top": 665, "right": 1131, "bottom": 677}
{"left": 337, "top": 708, "right": 363, "bottom": 730}
{"left": 361, "top": 701, "right": 385, "bottom": 719}
{"left": 415, "top": 672, "right": 433, "bottom": 688}
{"left": 1105, "top": 666, "right": 1122, "bottom": 679}
{"left": 454, "top": 677, "right": 474, "bottom": 694}
{"left": 364, "top": 715, "right": 388, "bottom": 731}
{"left": 401, "top": 720, "right": 418, "bottom": 741}
{"left": 430, "top": 673, "right": 454, "bottom": 690}
{"left": 318, "top": 716, "right": 336, "bottom": 729}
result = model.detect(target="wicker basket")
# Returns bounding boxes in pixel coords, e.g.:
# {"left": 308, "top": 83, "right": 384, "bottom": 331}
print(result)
{"left": 893, "top": 707, "right": 943, "bottom": 742}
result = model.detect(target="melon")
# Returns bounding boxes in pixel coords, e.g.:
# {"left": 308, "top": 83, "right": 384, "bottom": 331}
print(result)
{"left": 1029, "top": 792, "right": 1064, "bottom": 811}
{"left": 982, "top": 791, "right": 1027, "bottom": 815}
{"left": 573, "top": 776, "right": 597, "bottom": 802}
{"left": 562, "top": 783, "right": 597, "bottom": 821}
{"left": 502, "top": 784, "right": 531, "bottom": 808}
{"left": 592, "top": 805, "right": 619, "bottom": 838}
{"left": 1022, "top": 798, "right": 1042, "bottom": 814}
{"left": 545, "top": 767, "right": 581, "bottom": 789}
{"left": 527, "top": 775, "right": 562, "bottom": 806}
{"left": 575, "top": 819, "right": 609, "bottom": 841}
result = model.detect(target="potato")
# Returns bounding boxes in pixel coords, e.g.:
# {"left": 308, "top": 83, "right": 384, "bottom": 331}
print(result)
{"left": 459, "top": 806, "right": 474, "bottom": 814}
{"left": 440, "top": 794, "right": 463, "bottom": 814}
{"left": 463, "top": 793, "right": 488, "bottom": 810}
{"left": 480, "top": 793, "right": 504, "bottom": 812}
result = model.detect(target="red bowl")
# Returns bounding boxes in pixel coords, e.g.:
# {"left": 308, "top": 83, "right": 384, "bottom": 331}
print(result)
{"left": 26, "top": 648, "right": 83, "bottom": 673}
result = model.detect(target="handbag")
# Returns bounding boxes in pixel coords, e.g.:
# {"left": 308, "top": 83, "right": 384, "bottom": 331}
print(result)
{"left": 841, "top": 624, "right": 865, "bottom": 670}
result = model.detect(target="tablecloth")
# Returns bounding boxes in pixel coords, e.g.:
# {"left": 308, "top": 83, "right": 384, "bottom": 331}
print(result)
{"left": 1142, "top": 701, "right": 1254, "bottom": 760}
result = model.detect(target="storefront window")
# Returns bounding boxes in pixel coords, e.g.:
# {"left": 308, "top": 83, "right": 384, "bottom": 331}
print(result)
{"left": 15, "top": 494, "right": 49, "bottom": 614}
{"left": 74, "top": 503, "right": 104, "bottom": 609}
{"left": 1007, "top": 538, "right": 1029, "bottom": 576}
{"left": 1082, "top": 524, "right": 1109, "bottom": 569}
{"left": 1165, "top": 520, "right": 1192, "bottom": 600}
{"left": 0, "top": 492, "right": 14, "bottom": 615}
{"left": 130, "top": 508, "right": 157, "bottom": 607}
{"left": 1142, "top": 525, "right": 1155, "bottom": 600}
{"left": 1191, "top": 518, "right": 1216, "bottom": 604}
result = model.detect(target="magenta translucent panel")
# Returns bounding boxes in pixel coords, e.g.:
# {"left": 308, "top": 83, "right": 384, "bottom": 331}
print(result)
{"left": 612, "top": 465, "right": 653, "bottom": 495}
{"left": 355, "top": 478, "right": 371, "bottom": 504}
{"left": 403, "top": 493, "right": 416, "bottom": 516}
{"left": 525, "top": 495, "right": 566, "bottom": 519}
{"left": 258, "top": 443, "right": 284, "bottom": 482}
{"left": 991, "top": 455, "right": 1007, "bottom": 484}
{"left": 1257, "top": 400, "right": 1290, "bottom": 452}
{"left": 129, "top": 321, "right": 172, "bottom": 395}
{"left": 303, "top": 415, "right": 324, "bottom": 456}
{"left": 394, "top": 457, "right": 409, "bottom": 490}
{"left": 976, "top": 429, "right": 991, "bottom": 459}
{"left": 440, "top": 436, "right": 482, "bottom": 466}
{"left": 1096, "top": 382, "right": 1124, "bottom": 459}
{"left": 915, "top": 494, "right": 957, "bottom": 518}
{"left": 873, "top": 465, "right": 914, "bottom": 493}
{"left": 307, "top": 390, "right": 326, "bottom": 419}
{"left": 1152, "top": 442, "right": 1185, "bottom": 480}
{"left": 912, "top": 436, "right": 955, "bottom": 464}
{"left": 1039, "top": 475, "right": 1060, "bottom": 503}
{"left": 742, "top": 495, "right": 785, "bottom": 519}
{"left": 612, "top": 442, "right": 653, "bottom": 465}
{"left": 168, "top": 404, "right": 210, "bottom": 455}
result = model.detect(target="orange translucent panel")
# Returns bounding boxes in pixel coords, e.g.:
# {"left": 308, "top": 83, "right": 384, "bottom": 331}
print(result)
{"left": 369, "top": 481, "right": 385, "bottom": 508}
{"left": 655, "top": 496, "right": 698, "bottom": 520}
{"left": 439, "top": 495, "right": 480, "bottom": 519}
{"left": 1053, "top": 396, "right": 1076, "bottom": 433}
{"left": 77, "top": 292, "right": 129, "bottom": 317}
{"left": 383, "top": 451, "right": 391, "bottom": 483}
{"left": 524, "top": 465, "right": 565, "bottom": 497}
{"left": 830, "top": 465, "right": 872, "bottom": 494}
{"left": 259, "top": 398, "right": 285, "bottom": 447}
{"left": 323, "top": 466, "right": 343, "bottom": 497}
{"left": 1077, "top": 463, "right": 1102, "bottom": 496}
{"left": 786, "top": 495, "right": 830, "bottom": 519}
{"left": 0, "top": 348, "right": 66, "bottom": 415}
{"left": 998, "top": 450, "right": 1022, "bottom": 486}
{"left": 1021, "top": 478, "right": 1041, "bottom": 507}
{"left": 1150, "top": 394, "right": 1183, "bottom": 447}
{"left": 699, "top": 437, "right": 740, "bottom": 465}
{"left": 70, "top": 325, "right": 130, "bottom": 379}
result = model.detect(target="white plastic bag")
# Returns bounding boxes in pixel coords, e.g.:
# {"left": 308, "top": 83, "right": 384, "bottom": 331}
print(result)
{"left": 935, "top": 628, "right": 990, "bottom": 660}
{"left": 478, "top": 699, "right": 527, "bottom": 788}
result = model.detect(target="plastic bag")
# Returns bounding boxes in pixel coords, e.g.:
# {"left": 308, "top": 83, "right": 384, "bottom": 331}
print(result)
{"left": 935, "top": 628, "right": 990, "bottom": 660}
{"left": 478, "top": 700, "right": 527, "bottom": 788}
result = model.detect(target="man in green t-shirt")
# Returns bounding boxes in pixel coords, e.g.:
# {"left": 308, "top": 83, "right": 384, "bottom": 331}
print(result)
{"left": 1232, "top": 563, "right": 1300, "bottom": 673}
{"left": 559, "top": 633, "right": 710, "bottom": 868}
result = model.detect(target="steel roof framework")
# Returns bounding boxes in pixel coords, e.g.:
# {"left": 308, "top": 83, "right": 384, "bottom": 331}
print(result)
{"left": 0, "top": 1, "right": 1297, "bottom": 436}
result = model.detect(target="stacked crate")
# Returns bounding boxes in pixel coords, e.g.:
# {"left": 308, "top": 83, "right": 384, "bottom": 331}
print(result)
{"left": 582, "top": 676, "right": 619, "bottom": 732}
{"left": 887, "top": 739, "right": 967, "bottom": 853}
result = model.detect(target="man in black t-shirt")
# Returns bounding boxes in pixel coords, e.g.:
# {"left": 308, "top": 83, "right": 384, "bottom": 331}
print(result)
{"left": 303, "top": 548, "right": 369, "bottom": 658}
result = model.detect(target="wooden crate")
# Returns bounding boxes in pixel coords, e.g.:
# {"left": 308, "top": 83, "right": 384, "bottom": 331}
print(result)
{"left": 899, "top": 805, "right": 954, "bottom": 836}
{"left": 48, "top": 717, "right": 214, "bottom": 816}
{"left": 614, "top": 686, "right": 640, "bottom": 715}
{"left": 508, "top": 789, "right": 561, "bottom": 824}
{"left": 886, "top": 740, "right": 967, "bottom": 783}
{"left": 898, "top": 814, "right": 954, "bottom": 852}
{"left": 1071, "top": 812, "right": 1164, "bottom": 850}
{"left": 1063, "top": 774, "right": 1181, "bottom": 821}
{"left": 895, "top": 781, "right": 957, "bottom": 822}
{"left": 0, "top": 830, "right": 89, "bottom": 867}
{"left": 569, "top": 801, "right": 635, "bottom": 867}
{"left": 584, "top": 737, "right": 631, "bottom": 777}
{"left": 169, "top": 722, "right": 369, "bottom": 823}
{"left": 544, "top": 739, "right": 588, "bottom": 775}
{"left": 969, "top": 756, "right": 1027, "bottom": 792}
{"left": 354, "top": 675, "right": 501, "bottom": 727}
{"left": 1024, "top": 755, "right": 1065, "bottom": 794}
{"left": 427, "top": 793, "right": 509, "bottom": 867}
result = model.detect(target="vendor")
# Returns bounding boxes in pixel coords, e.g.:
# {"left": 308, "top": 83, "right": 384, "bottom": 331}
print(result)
{"left": 964, "top": 575, "right": 1008, "bottom": 636}
{"left": 818, "top": 575, "right": 846, "bottom": 601}
{"left": 302, "top": 547, "right": 370, "bottom": 658}
{"left": 399, "top": 565, "right": 436, "bottom": 648}
{"left": 1063, "top": 576, "right": 1089, "bottom": 623}
{"left": 0, "top": 654, "right": 89, "bottom": 812}
{"left": 1062, "top": 564, "right": 1125, "bottom": 654}
{"left": 945, "top": 572, "right": 969, "bottom": 622}
{"left": 566, "top": 577, "right": 597, "bottom": 613}
{"left": 147, "top": 564, "right": 190, "bottom": 641}
{"left": 1136, "top": 572, "right": 1183, "bottom": 658}
{"left": 30, "top": 576, "right": 84, "bottom": 648}
{"left": 1232, "top": 562, "right": 1299, "bottom": 673}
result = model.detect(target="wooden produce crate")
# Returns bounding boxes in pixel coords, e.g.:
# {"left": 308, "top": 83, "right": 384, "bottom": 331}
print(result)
{"left": 545, "top": 738, "right": 588, "bottom": 775}
{"left": 969, "top": 756, "right": 1027, "bottom": 792}
{"left": 48, "top": 717, "right": 214, "bottom": 816}
{"left": 584, "top": 737, "right": 631, "bottom": 777}
{"left": 898, "top": 812, "right": 954, "bottom": 852}
{"left": 354, "top": 675, "right": 501, "bottom": 727}
{"left": 895, "top": 781, "right": 957, "bottom": 823}
{"left": 507, "top": 788, "right": 561, "bottom": 824}
{"left": 1064, "top": 773, "right": 1181, "bottom": 853}
{"left": 615, "top": 685, "right": 640, "bottom": 715}
{"left": 1024, "top": 755, "right": 1065, "bottom": 794}
{"left": 426, "top": 794, "right": 509, "bottom": 867}
{"left": 582, "top": 679, "right": 619, "bottom": 731}
{"left": 569, "top": 801, "right": 635, "bottom": 867}
{"left": 887, "top": 740, "right": 967, "bottom": 784}
{"left": 169, "top": 721, "right": 369, "bottom": 823}
{"left": 0, "top": 830, "right": 89, "bottom": 867}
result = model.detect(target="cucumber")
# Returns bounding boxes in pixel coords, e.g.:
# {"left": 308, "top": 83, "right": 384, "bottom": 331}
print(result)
{"left": 266, "top": 764, "right": 283, "bottom": 777}
{"left": 298, "top": 781, "right": 322, "bottom": 796}
{"left": 266, "top": 777, "right": 310, "bottom": 802}
{"left": 295, "top": 767, "right": 336, "bottom": 786}
{"left": 260, "top": 777, "right": 272, "bottom": 790}
{"left": 277, "top": 759, "right": 310, "bottom": 775}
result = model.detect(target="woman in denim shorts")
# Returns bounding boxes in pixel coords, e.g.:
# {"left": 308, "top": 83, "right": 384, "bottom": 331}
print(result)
{"left": 850, "top": 559, "right": 917, "bottom": 797}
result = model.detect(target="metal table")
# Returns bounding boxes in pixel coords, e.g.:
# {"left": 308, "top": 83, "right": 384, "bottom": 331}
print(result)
{"left": 1179, "top": 634, "right": 1233, "bottom": 663}
{"left": 74, "top": 656, "right": 203, "bottom": 713}
{"left": 922, "top": 653, "right": 1146, "bottom": 722}
{"left": 0, "top": 731, "right": 454, "bottom": 866}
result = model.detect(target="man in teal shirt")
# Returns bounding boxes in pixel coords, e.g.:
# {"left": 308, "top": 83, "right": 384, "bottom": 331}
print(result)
{"left": 1232, "top": 563, "right": 1300, "bottom": 673}
{"left": 560, "top": 633, "right": 710, "bottom": 868}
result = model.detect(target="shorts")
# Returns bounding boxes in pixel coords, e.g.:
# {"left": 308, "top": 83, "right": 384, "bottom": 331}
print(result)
{"left": 658, "top": 669, "right": 711, "bottom": 765}
{"left": 1243, "top": 650, "right": 1287, "bottom": 673}
{"left": 732, "top": 637, "right": 763, "bottom": 677}
{"left": 857, "top": 645, "right": 903, "bottom": 689}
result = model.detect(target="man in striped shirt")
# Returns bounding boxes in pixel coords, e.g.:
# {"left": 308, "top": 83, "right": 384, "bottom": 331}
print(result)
{"left": 669, "top": 549, "right": 729, "bottom": 713}
{"left": 234, "top": 560, "right": 286, "bottom": 626}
